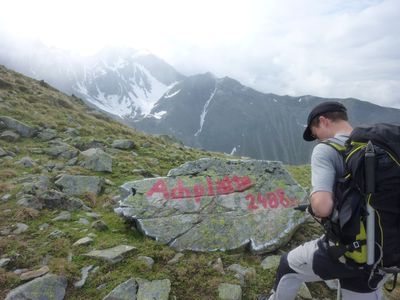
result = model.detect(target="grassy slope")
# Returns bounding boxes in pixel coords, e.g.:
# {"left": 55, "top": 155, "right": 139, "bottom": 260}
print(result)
{"left": 1, "top": 65, "right": 393, "bottom": 300}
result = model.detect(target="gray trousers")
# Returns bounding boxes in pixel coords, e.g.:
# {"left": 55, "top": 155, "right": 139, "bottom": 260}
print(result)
{"left": 269, "top": 237, "right": 387, "bottom": 300}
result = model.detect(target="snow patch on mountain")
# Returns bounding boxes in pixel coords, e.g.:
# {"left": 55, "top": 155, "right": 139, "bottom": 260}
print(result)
{"left": 164, "top": 89, "right": 181, "bottom": 98}
{"left": 194, "top": 81, "right": 217, "bottom": 137}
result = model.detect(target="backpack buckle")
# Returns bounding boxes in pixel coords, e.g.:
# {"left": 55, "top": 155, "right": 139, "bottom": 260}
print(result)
{"left": 352, "top": 241, "right": 360, "bottom": 249}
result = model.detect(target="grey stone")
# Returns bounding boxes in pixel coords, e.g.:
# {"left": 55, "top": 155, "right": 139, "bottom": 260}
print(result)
{"left": 115, "top": 158, "right": 308, "bottom": 254}
{"left": 86, "top": 212, "right": 101, "bottom": 219}
{"left": 5, "top": 274, "right": 67, "bottom": 300}
{"left": 37, "top": 128, "right": 57, "bottom": 141}
{"left": 74, "top": 265, "right": 94, "bottom": 288}
{"left": 92, "top": 220, "right": 108, "bottom": 231}
{"left": 227, "top": 264, "right": 256, "bottom": 286}
{"left": 52, "top": 211, "right": 71, "bottom": 221}
{"left": 1, "top": 193, "right": 12, "bottom": 202}
{"left": 13, "top": 223, "right": 29, "bottom": 235}
{"left": 73, "top": 237, "right": 94, "bottom": 247}
{"left": 81, "top": 148, "right": 113, "bottom": 172}
{"left": 103, "top": 278, "right": 138, "bottom": 300}
{"left": 261, "top": 255, "right": 281, "bottom": 270}
{"left": 0, "top": 258, "right": 11, "bottom": 268}
{"left": 218, "top": 283, "right": 242, "bottom": 300}
{"left": 131, "top": 169, "right": 154, "bottom": 178}
{"left": 211, "top": 258, "right": 225, "bottom": 274}
{"left": 0, "top": 147, "right": 7, "bottom": 157}
{"left": 65, "top": 127, "right": 79, "bottom": 136}
{"left": 137, "top": 279, "right": 171, "bottom": 300}
{"left": 45, "top": 141, "right": 79, "bottom": 159}
{"left": 137, "top": 256, "right": 154, "bottom": 270}
{"left": 78, "top": 217, "right": 90, "bottom": 225}
{"left": 0, "top": 116, "right": 37, "bottom": 137}
{"left": 39, "top": 223, "right": 49, "bottom": 231}
{"left": 20, "top": 266, "right": 50, "bottom": 281}
{"left": 55, "top": 174, "right": 104, "bottom": 196}
{"left": 66, "top": 157, "right": 78, "bottom": 166}
{"left": 17, "top": 156, "right": 35, "bottom": 168}
{"left": 112, "top": 139, "right": 136, "bottom": 150}
{"left": 167, "top": 253, "right": 184, "bottom": 265}
{"left": 84, "top": 245, "right": 136, "bottom": 264}
{"left": 0, "top": 130, "right": 20, "bottom": 142}
{"left": 13, "top": 269, "right": 30, "bottom": 275}
{"left": 48, "top": 230, "right": 64, "bottom": 239}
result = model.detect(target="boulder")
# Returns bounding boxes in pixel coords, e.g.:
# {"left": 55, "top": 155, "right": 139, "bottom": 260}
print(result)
{"left": 17, "top": 156, "right": 36, "bottom": 168}
{"left": 37, "top": 128, "right": 57, "bottom": 141}
{"left": 81, "top": 148, "right": 112, "bottom": 172}
{"left": 13, "top": 223, "right": 29, "bottom": 235}
{"left": 45, "top": 141, "right": 79, "bottom": 159}
{"left": 0, "top": 130, "right": 20, "bottom": 142}
{"left": 218, "top": 283, "right": 242, "bottom": 300}
{"left": 0, "top": 258, "right": 11, "bottom": 268}
{"left": 112, "top": 139, "right": 136, "bottom": 150}
{"left": 227, "top": 264, "right": 256, "bottom": 286}
{"left": 55, "top": 175, "right": 104, "bottom": 196}
{"left": 0, "top": 116, "right": 37, "bottom": 137}
{"left": 167, "top": 253, "right": 184, "bottom": 265}
{"left": 260, "top": 255, "right": 281, "bottom": 270}
{"left": 5, "top": 274, "right": 67, "bottom": 300}
{"left": 52, "top": 211, "right": 71, "bottom": 221}
{"left": 136, "top": 279, "right": 171, "bottom": 300}
{"left": 0, "top": 147, "right": 7, "bottom": 157}
{"left": 84, "top": 245, "right": 136, "bottom": 264}
{"left": 116, "top": 158, "right": 308, "bottom": 253}
{"left": 137, "top": 256, "right": 155, "bottom": 270}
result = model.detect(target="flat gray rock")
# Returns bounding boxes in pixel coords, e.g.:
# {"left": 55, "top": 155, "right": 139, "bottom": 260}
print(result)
{"left": 103, "top": 278, "right": 138, "bottom": 300}
{"left": 1, "top": 130, "right": 20, "bottom": 142}
{"left": 37, "top": 128, "right": 58, "bottom": 141}
{"left": 5, "top": 274, "right": 67, "bottom": 300}
{"left": 112, "top": 139, "right": 136, "bottom": 150}
{"left": 45, "top": 141, "right": 79, "bottom": 159}
{"left": 73, "top": 237, "right": 94, "bottom": 247}
{"left": 17, "top": 156, "right": 36, "bottom": 168}
{"left": 0, "top": 116, "right": 37, "bottom": 137}
{"left": 261, "top": 255, "right": 281, "bottom": 270}
{"left": 81, "top": 148, "right": 112, "bottom": 172}
{"left": 84, "top": 245, "right": 136, "bottom": 264}
{"left": 116, "top": 158, "right": 308, "bottom": 253}
{"left": 136, "top": 279, "right": 171, "bottom": 300}
{"left": 55, "top": 174, "right": 104, "bottom": 196}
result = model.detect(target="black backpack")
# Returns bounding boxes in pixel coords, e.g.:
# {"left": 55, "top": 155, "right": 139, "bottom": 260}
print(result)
{"left": 322, "top": 123, "right": 400, "bottom": 270}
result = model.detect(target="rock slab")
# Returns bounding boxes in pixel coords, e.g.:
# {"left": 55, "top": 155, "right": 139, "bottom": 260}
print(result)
{"left": 55, "top": 174, "right": 103, "bottom": 196}
{"left": 0, "top": 116, "right": 37, "bottom": 137}
{"left": 84, "top": 245, "right": 136, "bottom": 264}
{"left": 218, "top": 283, "right": 242, "bottom": 300}
{"left": 116, "top": 158, "right": 308, "bottom": 253}
{"left": 5, "top": 274, "right": 67, "bottom": 300}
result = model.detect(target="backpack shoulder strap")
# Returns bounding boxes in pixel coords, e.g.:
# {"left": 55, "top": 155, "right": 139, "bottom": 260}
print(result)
{"left": 320, "top": 140, "right": 346, "bottom": 156}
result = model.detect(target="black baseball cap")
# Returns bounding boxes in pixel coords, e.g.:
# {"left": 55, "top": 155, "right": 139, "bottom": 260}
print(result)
{"left": 303, "top": 101, "right": 347, "bottom": 141}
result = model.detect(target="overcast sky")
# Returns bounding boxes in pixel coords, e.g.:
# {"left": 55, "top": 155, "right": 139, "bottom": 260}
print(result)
{"left": 1, "top": 0, "right": 399, "bottom": 108}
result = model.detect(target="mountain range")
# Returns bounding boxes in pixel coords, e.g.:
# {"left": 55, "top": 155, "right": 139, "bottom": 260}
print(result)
{"left": 1, "top": 37, "right": 400, "bottom": 164}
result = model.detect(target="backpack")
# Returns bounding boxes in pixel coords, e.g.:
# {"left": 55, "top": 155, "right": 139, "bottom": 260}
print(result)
{"left": 322, "top": 123, "right": 400, "bottom": 273}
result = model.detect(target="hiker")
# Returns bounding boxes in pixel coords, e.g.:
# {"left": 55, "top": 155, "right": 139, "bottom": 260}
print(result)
{"left": 268, "top": 101, "right": 388, "bottom": 300}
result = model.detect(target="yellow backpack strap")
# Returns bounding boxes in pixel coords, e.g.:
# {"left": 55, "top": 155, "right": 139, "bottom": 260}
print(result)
{"left": 320, "top": 140, "right": 346, "bottom": 154}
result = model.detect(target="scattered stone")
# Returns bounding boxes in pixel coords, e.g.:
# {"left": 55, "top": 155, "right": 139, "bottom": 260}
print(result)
{"left": 78, "top": 217, "right": 90, "bottom": 225}
{"left": 218, "top": 283, "right": 242, "bottom": 300}
{"left": 73, "top": 237, "right": 94, "bottom": 247}
{"left": 52, "top": 211, "right": 71, "bottom": 221}
{"left": 227, "top": 264, "right": 256, "bottom": 286}
{"left": 13, "top": 223, "right": 29, "bottom": 235}
{"left": 97, "top": 283, "right": 108, "bottom": 290}
{"left": 45, "top": 141, "right": 79, "bottom": 159}
{"left": 1, "top": 193, "right": 12, "bottom": 202}
{"left": 37, "top": 128, "right": 57, "bottom": 141}
{"left": 66, "top": 157, "right": 78, "bottom": 166}
{"left": 298, "top": 282, "right": 312, "bottom": 299}
{"left": 86, "top": 212, "right": 101, "bottom": 219}
{"left": 0, "top": 228, "right": 11, "bottom": 236}
{"left": 103, "top": 278, "right": 137, "bottom": 300}
{"left": 211, "top": 257, "right": 225, "bottom": 274}
{"left": 137, "top": 256, "right": 154, "bottom": 270}
{"left": 112, "top": 139, "right": 136, "bottom": 150}
{"left": 17, "top": 156, "right": 36, "bottom": 168}
{"left": 84, "top": 245, "right": 136, "bottom": 264}
{"left": 261, "top": 255, "right": 281, "bottom": 270}
{"left": 0, "top": 130, "right": 20, "bottom": 142}
{"left": 39, "top": 223, "right": 49, "bottom": 231}
{"left": 20, "top": 266, "right": 50, "bottom": 281}
{"left": 48, "top": 230, "right": 64, "bottom": 239}
{"left": 167, "top": 253, "right": 184, "bottom": 265}
{"left": 74, "top": 265, "right": 94, "bottom": 288}
{"left": 131, "top": 151, "right": 138, "bottom": 157}
{"left": 0, "top": 258, "right": 11, "bottom": 268}
{"left": 0, "top": 116, "right": 37, "bottom": 137}
{"left": 0, "top": 147, "right": 7, "bottom": 157}
{"left": 92, "top": 220, "right": 108, "bottom": 231}
{"left": 116, "top": 158, "right": 308, "bottom": 253}
{"left": 13, "top": 268, "right": 30, "bottom": 275}
{"left": 5, "top": 274, "right": 67, "bottom": 300}
{"left": 30, "top": 148, "right": 45, "bottom": 154}
{"left": 137, "top": 279, "right": 171, "bottom": 300}
{"left": 80, "top": 148, "right": 112, "bottom": 172}
{"left": 55, "top": 174, "right": 104, "bottom": 196}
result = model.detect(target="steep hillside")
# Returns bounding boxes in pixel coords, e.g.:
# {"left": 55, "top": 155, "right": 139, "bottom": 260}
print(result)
{"left": 2, "top": 65, "right": 399, "bottom": 299}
